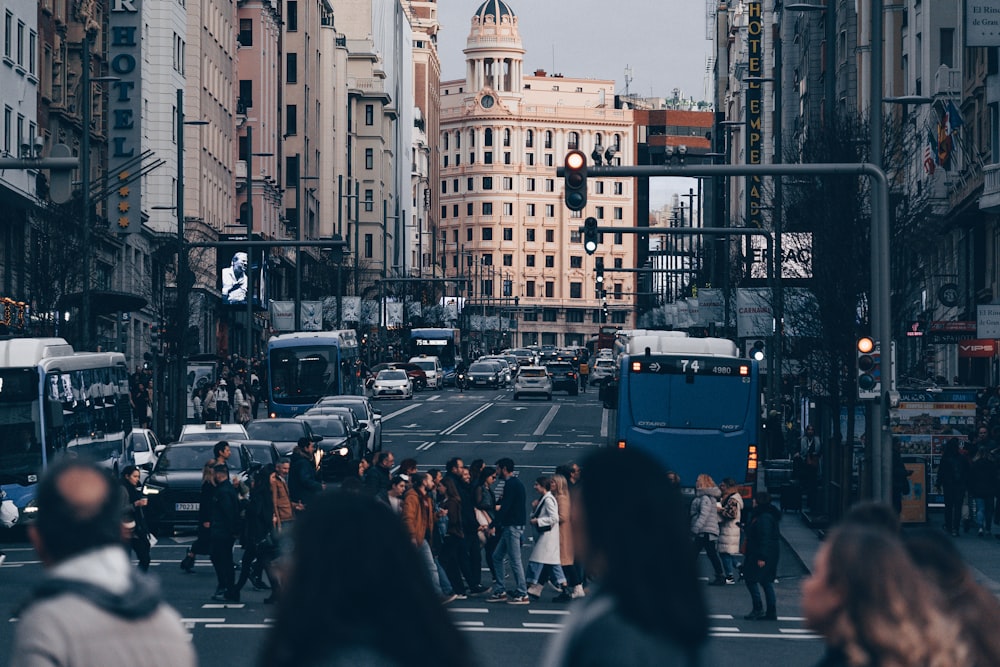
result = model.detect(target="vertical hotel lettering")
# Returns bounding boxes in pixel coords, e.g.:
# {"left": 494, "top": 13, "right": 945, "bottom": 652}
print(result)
{"left": 745, "top": 0, "right": 763, "bottom": 229}
{"left": 108, "top": 0, "right": 142, "bottom": 233}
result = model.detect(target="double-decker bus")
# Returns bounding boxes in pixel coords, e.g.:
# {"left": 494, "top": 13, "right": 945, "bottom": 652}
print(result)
{"left": 267, "top": 330, "right": 361, "bottom": 417}
{"left": 0, "top": 338, "right": 131, "bottom": 525}
{"left": 408, "top": 328, "right": 461, "bottom": 380}
{"left": 601, "top": 332, "right": 760, "bottom": 493}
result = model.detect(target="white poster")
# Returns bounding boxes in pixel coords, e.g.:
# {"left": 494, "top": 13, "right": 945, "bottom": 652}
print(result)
{"left": 386, "top": 302, "right": 403, "bottom": 327}
{"left": 967, "top": 1, "right": 1000, "bottom": 47}
{"left": 361, "top": 300, "right": 378, "bottom": 324}
{"left": 698, "top": 288, "right": 724, "bottom": 325}
{"left": 342, "top": 296, "right": 361, "bottom": 322}
{"left": 270, "top": 301, "right": 294, "bottom": 332}
{"left": 978, "top": 304, "right": 1000, "bottom": 338}
{"left": 407, "top": 301, "right": 422, "bottom": 318}
{"left": 301, "top": 301, "right": 323, "bottom": 331}
{"left": 736, "top": 288, "right": 773, "bottom": 338}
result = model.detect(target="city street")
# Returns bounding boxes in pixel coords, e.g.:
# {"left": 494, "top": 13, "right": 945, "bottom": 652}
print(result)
{"left": 0, "top": 386, "right": 824, "bottom": 667}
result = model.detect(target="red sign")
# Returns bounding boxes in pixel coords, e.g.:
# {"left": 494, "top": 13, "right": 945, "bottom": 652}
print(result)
{"left": 958, "top": 339, "right": 997, "bottom": 358}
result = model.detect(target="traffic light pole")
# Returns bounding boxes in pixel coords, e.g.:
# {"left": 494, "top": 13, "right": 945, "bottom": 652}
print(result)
{"left": 563, "top": 161, "right": 893, "bottom": 504}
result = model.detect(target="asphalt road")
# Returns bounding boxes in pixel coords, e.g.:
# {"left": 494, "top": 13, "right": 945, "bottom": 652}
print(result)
{"left": 0, "top": 384, "right": 825, "bottom": 667}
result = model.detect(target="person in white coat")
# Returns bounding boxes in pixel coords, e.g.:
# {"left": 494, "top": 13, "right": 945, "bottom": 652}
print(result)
{"left": 526, "top": 476, "right": 565, "bottom": 599}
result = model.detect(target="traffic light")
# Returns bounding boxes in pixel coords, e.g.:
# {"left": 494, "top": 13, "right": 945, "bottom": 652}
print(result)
{"left": 857, "top": 336, "right": 881, "bottom": 400}
{"left": 584, "top": 217, "right": 599, "bottom": 255}
{"left": 747, "top": 339, "right": 766, "bottom": 362}
{"left": 563, "top": 150, "right": 588, "bottom": 211}
{"left": 150, "top": 323, "right": 160, "bottom": 349}
{"left": 48, "top": 143, "right": 74, "bottom": 204}
{"left": 595, "top": 257, "right": 605, "bottom": 284}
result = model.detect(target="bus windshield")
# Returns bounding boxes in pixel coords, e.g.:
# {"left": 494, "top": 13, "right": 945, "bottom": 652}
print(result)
{"left": 269, "top": 346, "right": 341, "bottom": 405}
{"left": 0, "top": 368, "right": 43, "bottom": 482}
{"left": 627, "top": 371, "right": 754, "bottom": 430}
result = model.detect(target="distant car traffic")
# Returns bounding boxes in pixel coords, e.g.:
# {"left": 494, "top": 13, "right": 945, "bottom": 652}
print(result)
{"left": 589, "top": 358, "right": 617, "bottom": 385}
{"left": 544, "top": 361, "right": 579, "bottom": 395}
{"left": 125, "top": 428, "right": 162, "bottom": 471}
{"left": 313, "top": 395, "right": 383, "bottom": 454}
{"left": 178, "top": 422, "right": 249, "bottom": 442}
{"left": 465, "top": 361, "right": 502, "bottom": 389}
{"left": 513, "top": 366, "right": 553, "bottom": 401}
{"left": 371, "top": 362, "right": 428, "bottom": 390}
{"left": 371, "top": 369, "right": 414, "bottom": 399}
{"left": 246, "top": 418, "right": 323, "bottom": 456}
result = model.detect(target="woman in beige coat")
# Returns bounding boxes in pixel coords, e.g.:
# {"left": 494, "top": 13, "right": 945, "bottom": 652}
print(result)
{"left": 551, "top": 474, "right": 583, "bottom": 601}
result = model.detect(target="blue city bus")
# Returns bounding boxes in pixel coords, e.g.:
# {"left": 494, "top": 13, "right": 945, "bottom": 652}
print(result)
{"left": 408, "top": 328, "right": 461, "bottom": 382}
{"left": 601, "top": 333, "right": 760, "bottom": 493}
{"left": 0, "top": 338, "right": 131, "bottom": 525}
{"left": 267, "top": 330, "right": 361, "bottom": 417}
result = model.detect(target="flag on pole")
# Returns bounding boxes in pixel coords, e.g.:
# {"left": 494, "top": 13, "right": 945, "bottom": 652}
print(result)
{"left": 946, "top": 100, "right": 964, "bottom": 134}
{"left": 923, "top": 129, "right": 937, "bottom": 176}
{"left": 937, "top": 118, "right": 952, "bottom": 171}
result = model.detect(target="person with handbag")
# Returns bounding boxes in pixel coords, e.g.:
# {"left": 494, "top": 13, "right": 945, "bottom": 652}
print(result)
{"left": 121, "top": 465, "right": 152, "bottom": 572}
{"left": 474, "top": 466, "right": 499, "bottom": 582}
{"left": 690, "top": 474, "right": 726, "bottom": 586}
{"left": 526, "top": 476, "right": 565, "bottom": 600}
{"left": 233, "top": 464, "right": 280, "bottom": 603}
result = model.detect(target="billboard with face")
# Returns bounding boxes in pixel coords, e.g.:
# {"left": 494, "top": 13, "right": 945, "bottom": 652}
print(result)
{"left": 217, "top": 245, "right": 266, "bottom": 307}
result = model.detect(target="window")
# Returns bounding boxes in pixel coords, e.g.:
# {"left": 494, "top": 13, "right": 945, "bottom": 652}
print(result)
{"left": 566, "top": 309, "right": 584, "bottom": 323}
{"left": 441, "top": 181, "right": 447, "bottom": 194}
{"left": 364, "top": 233, "right": 373, "bottom": 258}
{"left": 442, "top": 155, "right": 448, "bottom": 168}
{"left": 503, "top": 176, "right": 513, "bottom": 190}
{"left": 614, "top": 232, "right": 623, "bottom": 245}
{"left": 364, "top": 189, "right": 374, "bottom": 212}
{"left": 940, "top": 28, "right": 954, "bottom": 67}
{"left": 525, "top": 281, "right": 536, "bottom": 297}
{"left": 239, "top": 18, "right": 253, "bottom": 46}
{"left": 4, "top": 12, "right": 10, "bottom": 59}
{"left": 503, "top": 227, "right": 513, "bottom": 241}
{"left": 28, "top": 30, "right": 34, "bottom": 74}
{"left": 285, "top": 104, "right": 297, "bottom": 135}
{"left": 503, "top": 254, "right": 513, "bottom": 266}
{"left": 483, "top": 176, "right": 493, "bottom": 190}
{"left": 592, "top": 310, "right": 603, "bottom": 324}
{"left": 545, "top": 204, "right": 555, "bottom": 217}
{"left": 614, "top": 283, "right": 623, "bottom": 300}
{"left": 239, "top": 80, "right": 253, "bottom": 109}
{"left": 614, "top": 182, "right": 624, "bottom": 195}
{"left": 484, "top": 152, "right": 493, "bottom": 164}
{"left": 526, "top": 229, "right": 536, "bottom": 242}
{"left": 285, "top": 154, "right": 300, "bottom": 187}
{"left": 612, "top": 311, "right": 627, "bottom": 324}
{"left": 482, "top": 227, "right": 493, "bottom": 241}
{"left": 526, "top": 153, "right": 535, "bottom": 166}
{"left": 545, "top": 229, "right": 554, "bottom": 243}
{"left": 467, "top": 177, "right": 474, "bottom": 191}
{"left": 526, "top": 204, "right": 535, "bottom": 217}
{"left": 595, "top": 181, "right": 604, "bottom": 194}
{"left": 481, "top": 279, "right": 494, "bottom": 297}
{"left": 453, "top": 230, "right": 459, "bottom": 242}
{"left": 286, "top": 53, "right": 298, "bottom": 83}
{"left": 526, "top": 255, "right": 536, "bottom": 267}
{"left": 365, "top": 104, "right": 374, "bottom": 125}
{"left": 526, "top": 129, "right": 534, "bottom": 147}
{"left": 545, "top": 154, "right": 554, "bottom": 167}
{"left": 545, "top": 255, "right": 555, "bottom": 268}
{"left": 467, "top": 228, "right": 473, "bottom": 241}
{"left": 3, "top": 106, "right": 10, "bottom": 154}
{"left": 482, "top": 202, "right": 493, "bottom": 216}
{"left": 526, "top": 178, "right": 536, "bottom": 191}
{"left": 504, "top": 152, "right": 511, "bottom": 164}
{"left": 614, "top": 207, "right": 623, "bottom": 220}
{"left": 443, "top": 134, "right": 449, "bottom": 150}
{"left": 16, "top": 20, "right": 23, "bottom": 66}
{"left": 503, "top": 203, "right": 513, "bottom": 216}
{"left": 543, "top": 303, "right": 556, "bottom": 318}
{"left": 365, "top": 148, "right": 373, "bottom": 169}
{"left": 287, "top": 1, "right": 298, "bottom": 31}
{"left": 570, "top": 231, "right": 581, "bottom": 243}
{"left": 595, "top": 206, "right": 604, "bottom": 219}
{"left": 614, "top": 258, "right": 623, "bottom": 268}
{"left": 484, "top": 128, "right": 493, "bottom": 146}
{"left": 453, "top": 204, "right": 459, "bottom": 217}
{"left": 455, "top": 131, "right": 461, "bottom": 148}
{"left": 453, "top": 179, "right": 459, "bottom": 192}
{"left": 503, "top": 128, "right": 511, "bottom": 146}
{"left": 441, "top": 205, "right": 447, "bottom": 219}
{"left": 467, "top": 203, "right": 474, "bottom": 216}
{"left": 482, "top": 254, "right": 493, "bottom": 265}
{"left": 570, "top": 256, "right": 582, "bottom": 268}
{"left": 568, "top": 132, "right": 579, "bottom": 149}
{"left": 545, "top": 179, "right": 554, "bottom": 192}
{"left": 523, "top": 309, "right": 538, "bottom": 321}
{"left": 544, "top": 131, "right": 552, "bottom": 148}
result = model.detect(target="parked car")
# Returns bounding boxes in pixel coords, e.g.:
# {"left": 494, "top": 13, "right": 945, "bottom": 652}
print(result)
{"left": 125, "top": 428, "right": 162, "bottom": 478}
{"left": 142, "top": 441, "right": 260, "bottom": 535}
{"left": 246, "top": 418, "right": 323, "bottom": 456}
{"left": 371, "top": 362, "right": 428, "bottom": 390}
{"left": 313, "top": 396, "right": 383, "bottom": 454}
{"left": 178, "top": 422, "right": 249, "bottom": 442}
{"left": 513, "top": 365, "right": 553, "bottom": 401}
{"left": 371, "top": 369, "right": 414, "bottom": 399}
{"left": 545, "top": 361, "right": 579, "bottom": 395}
{"left": 465, "top": 361, "right": 502, "bottom": 389}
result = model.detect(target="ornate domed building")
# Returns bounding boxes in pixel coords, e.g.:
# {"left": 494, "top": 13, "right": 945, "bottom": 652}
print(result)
{"left": 439, "top": 0, "right": 635, "bottom": 350}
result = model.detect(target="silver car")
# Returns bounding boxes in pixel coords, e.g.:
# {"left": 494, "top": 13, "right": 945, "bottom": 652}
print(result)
{"left": 513, "top": 366, "right": 553, "bottom": 401}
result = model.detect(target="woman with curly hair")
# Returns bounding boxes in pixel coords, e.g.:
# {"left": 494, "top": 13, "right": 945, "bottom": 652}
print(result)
{"left": 803, "top": 523, "right": 969, "bottom": 667}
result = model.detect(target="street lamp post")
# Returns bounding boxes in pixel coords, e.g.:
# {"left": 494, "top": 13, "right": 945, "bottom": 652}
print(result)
{"left": 336, "top": 175, "right": 359, "bottom": 328}
{"left": 293, "top": 157, "right": 320, "bottom": 331}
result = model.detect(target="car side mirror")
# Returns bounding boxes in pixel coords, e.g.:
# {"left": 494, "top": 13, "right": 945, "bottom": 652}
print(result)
{"left": 313, "top": 435, "right": 324, "bottom": 443}
{"left": 139, "top": 461, "right": 154, "bottom": 472}
{"left": 154, "top": 444, "right": 166, "bottom": 455}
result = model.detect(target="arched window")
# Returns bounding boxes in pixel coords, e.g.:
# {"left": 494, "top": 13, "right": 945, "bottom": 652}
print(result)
{"left": 503, "top": 128, "right": 511, "bottom": 146}
{"left": 526, "top": 129, "right": 534, "bottom": 148}
{"left": 443, "top": 133, "right": 449, "bottom": 150}
{"left": 594, "top": 132, "right": 603, "bottom": 148}
{"left": 469, "top": 129, "right": 476, "bottom": 147}
{"left": 455, "top": 131, "right": 461, "bottom": 149}
{"left": 484, "top": 128, "right": 493, "bottom": 147}
{"left": 544, "top": 131, "right": 552, "bottom": 148}
{"left": 613, "top": 133, "right": 622, "bottom": 149}
{"left": 568, "top": 132, "right": 579, "bottom": 149}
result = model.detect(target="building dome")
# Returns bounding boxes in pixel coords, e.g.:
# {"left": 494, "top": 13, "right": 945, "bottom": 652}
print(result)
{"left": 474, "top": 0, "right": 515, "bottom": 22}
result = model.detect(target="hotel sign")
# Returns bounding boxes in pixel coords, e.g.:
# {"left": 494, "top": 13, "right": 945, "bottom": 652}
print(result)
{"left": 108, "top": 0, "right": 142, "bottom": 233}
{"left": 746, "top": 0, "right": 763, "bottom": 229}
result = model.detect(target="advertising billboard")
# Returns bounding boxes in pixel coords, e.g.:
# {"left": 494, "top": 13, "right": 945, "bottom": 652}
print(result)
{"left": 217, "top": 244, "right": 266, "bottom": 307}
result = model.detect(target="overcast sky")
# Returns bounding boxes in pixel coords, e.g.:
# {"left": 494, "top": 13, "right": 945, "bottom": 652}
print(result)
{"left": 434, "top": 0, "right": 714, "bottom": 210}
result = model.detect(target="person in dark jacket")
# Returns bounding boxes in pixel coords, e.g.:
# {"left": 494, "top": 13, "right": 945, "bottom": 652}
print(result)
{"left": 489, "top": 457, "right": 529, "bottom": 603}
{"left": 937, "top": 438, "right": 970, "bottom": 536}
{"left": 743, "top": 491, "right": 781, "bottom": 620}
{"left": 234, "top": 464, "right": 279, "bottom": 602}
{"left": 121, "top": 465, "right": 151, "bottom": 571}
{"left": 968, "top": 445, "right": 997, "bottom": 536}
{"left": 363, "top": 450, "right": 394, "bottom": 496}
{"left": 209, "top": 464, "right": 242, "bottom": 602}
{"left": 181, "top": 461, "right": 216, "bottom": 572}
{"left": 288, "top": 437, "right": 324, "bottom": 514}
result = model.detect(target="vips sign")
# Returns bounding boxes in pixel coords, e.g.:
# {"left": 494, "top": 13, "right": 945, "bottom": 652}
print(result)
{"left": 109, "top": 0, "right": 142, "bottom": 233}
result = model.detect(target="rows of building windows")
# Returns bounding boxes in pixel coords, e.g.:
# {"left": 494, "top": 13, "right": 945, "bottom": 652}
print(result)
{"left": 3, "top": 11, "right": 37, "bottom": 78}
{"left": 441, "top": 201, "right": 624, "bottom": 220}
{"left": 440, "top": 128, "right": 624, "bottom": 168}
{"left": 440, "top": 175, "right": 625, "bottom": 196}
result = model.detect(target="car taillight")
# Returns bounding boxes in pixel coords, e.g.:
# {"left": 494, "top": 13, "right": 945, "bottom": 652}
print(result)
{"left": 616, "top": 440, "right": 627, "bottom": 449}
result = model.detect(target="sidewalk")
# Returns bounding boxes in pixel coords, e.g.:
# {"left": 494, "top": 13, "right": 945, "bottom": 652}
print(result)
{"left": 777, "top": 506, "right": 1000, "bottom": 595}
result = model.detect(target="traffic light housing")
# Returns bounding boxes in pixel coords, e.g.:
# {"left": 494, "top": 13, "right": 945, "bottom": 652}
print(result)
{"left": 563, "top": 150, "right": 588, "bottom": 211}
{"left": 150, "top": 323, "right": 160, "bottom": 349}
{"left": 595, "top": 257, "right": 605, "bottom": 284}
{"left": 584, "top": 217, "right": 599, "bottom": 255}
{"left": 747, "top": 339, "right": 766, "bottom": 362}
{"left": 857, "top": 336, "right": 881, "bottom": 399}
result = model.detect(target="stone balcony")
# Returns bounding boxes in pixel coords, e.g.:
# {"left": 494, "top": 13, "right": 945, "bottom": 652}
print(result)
{"left": 979, "top": 164, "right": 1000, "bottom": 213}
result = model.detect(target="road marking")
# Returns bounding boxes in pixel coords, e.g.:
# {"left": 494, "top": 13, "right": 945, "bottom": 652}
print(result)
{"left": 461, "top": 627, "right": 560, "bottom": 634}
{"left": 498, "top": 419, "right": 514, "bottom": 424}
{"left": 205, "top": 623, "right": 272, "bottom": 629}
{"left": 202, "top": 603, "right": 245, "bottom": 609}
{"left": 400, "top": 423, "right": 420, "bottom": 429}
{"left": 381, "top": 403, "right": 421, "bottom": 422}
{"left": 777, "top": 616, "right": 806, "bottom": 621}
{"left": 710, "top": 626, "right": 740, "bottom": 632}
{"left": 533, "top": 405, "right": 560, "bottom": 436}
{"left": 416, "top": 441, "right": 435, "bottom": 451}
{"left": 711, "top": 632, "right": 822, "bottom": 640}
{"left": 522, "top": 622, "right": 564, "bottom": 629}
{"left": 779, "top": 628, "right": 815, "bottom": 634}
{"left": 454, "top": 620, "right": 485, "bottom": 627}
{"left": 483, "top": 433, "right": 500, "bottom": 436}
{"left": 600, "top": 408, "right": 609, "bottom": 438}
{"left": 523, "top": 442, "right": 537, "bottom": 451}
{"left": 528, "top": 610, "right": 570, "bottom": 616}
{"left": 449, "top": 608, "right": 490, "bottom": 614}
{"left": 427, "top": 395, "right": 440, "bottom": 401}
{"left": 431, "top": 409, "right": 446, "bottom": 413}
{"left": 512, "top": 407, "right": 527, "bottom": 411}
{"left": 709, "top": 614, "right": 735, "bottom": 620}
{"left": 441, "top": 402, "right": 494, "bottom": 435}
{"left": 181, "top": 618, "right": 225, "bottom": 623}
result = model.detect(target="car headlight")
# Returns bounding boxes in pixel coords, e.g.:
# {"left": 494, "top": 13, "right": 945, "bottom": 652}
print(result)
{"left": 142, "top": 484, "right": 164, "bottom": 496}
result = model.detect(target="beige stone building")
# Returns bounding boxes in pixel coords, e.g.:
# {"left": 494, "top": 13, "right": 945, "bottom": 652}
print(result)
{"left": 439, "top": 0, "right": 635, "bottom": 349}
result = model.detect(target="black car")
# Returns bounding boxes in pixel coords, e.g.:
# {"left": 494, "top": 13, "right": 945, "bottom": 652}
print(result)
{"left": 246, "top": 418, "right": 323, "bottom": 456}
{"left": 297, "top": 414, "right": 360, "bottom": 481}
{"left": 545, "top": 361, "right": 579, "bottom": 395}
{"left": 242, "top": 439, "right": 281, "bottom": 468}
{"left": 301, "top": 406, "right": 368, "bottom": 455}
{"left": 142, "top": 441, "right": 261, "bottom": 536}
{"left": 465, "top": 361, "right": 502, "bottom": 388}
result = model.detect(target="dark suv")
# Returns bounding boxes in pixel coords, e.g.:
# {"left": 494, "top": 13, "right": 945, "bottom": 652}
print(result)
{"left": 545, "top": 361, "right": 578, "bottom": 395}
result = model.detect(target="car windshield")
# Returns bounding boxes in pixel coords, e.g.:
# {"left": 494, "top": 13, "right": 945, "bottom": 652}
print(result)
{"left": 412, "top": 360, "right": 436, "bottom": 372}
{"left": 243, "top": 444, "right": 276, "bottom": 465}
{"left": 156, "top": 445, "right": 245, "bottom": 472}
{"left": 129, "top": 433, "right": 149, "bottom": 452}
{"left": 323, "top": 400, "right": 368, "bottom": 422}
{"left": 301, "top": 417, "right": 347, "bottom": 437}
{"left": 596, "top": 360, "right": 615, "bottom": 368}
{"left": 469, "top": 363, "right": 494, "bottom": 373}
{"left": 378, "top": 370, "right": 407, "bottom": 381}
{"left": 246, "top": 421, "right": 306, "bottom": 441}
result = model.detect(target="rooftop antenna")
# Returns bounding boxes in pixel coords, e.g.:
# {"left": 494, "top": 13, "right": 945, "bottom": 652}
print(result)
{"left": 624, "top": 65, "right": 633, "bottom": 99}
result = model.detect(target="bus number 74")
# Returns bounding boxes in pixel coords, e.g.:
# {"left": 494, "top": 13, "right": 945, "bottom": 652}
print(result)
{"left": 679, "top": 359, "right": 700, "bottom": 373}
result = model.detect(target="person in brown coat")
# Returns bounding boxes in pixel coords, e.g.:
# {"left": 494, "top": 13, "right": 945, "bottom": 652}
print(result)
{"left": 401, "top": 471, "right": 444, "bottom": 597}
{"left": 551, "top": 473, "right": 583, "bottom": 601}
{"left": 272, "top": 460, "right": 296, "bottom": 526}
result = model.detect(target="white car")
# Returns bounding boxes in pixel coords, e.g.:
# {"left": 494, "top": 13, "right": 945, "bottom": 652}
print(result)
{"left": 589, "top": 358, "right": 617, "bottom": 384}
{"left": 125, "top": 428, "right": 162, "bottom": 470}
{"left": 513, "top": 365, "right": 553, "bottom": 401}
{"left": 372, "top": 369, "right": 413, "bottom": 399}
{"left": 178, "top": 421, "right": 249, "bottom": 442}
{"left": 408, "top": 356, "right": 442, "bottom": 389}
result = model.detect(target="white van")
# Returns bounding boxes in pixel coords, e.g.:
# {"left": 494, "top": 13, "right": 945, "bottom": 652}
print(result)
{"left": 409, "top": 355, "right": 442, "bottom": 389}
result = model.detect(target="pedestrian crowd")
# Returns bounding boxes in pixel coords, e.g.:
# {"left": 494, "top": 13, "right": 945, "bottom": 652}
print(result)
{"left": 13, "top": 446, "right": 1000, "bottom": 667}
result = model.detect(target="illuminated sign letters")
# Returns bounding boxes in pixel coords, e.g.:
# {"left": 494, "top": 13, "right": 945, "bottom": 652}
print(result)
{"left": 108, "top": 0, "right": 142, "bottom": 233}
{"left": 746, "top": 0, "right": 763, "bottom": 230}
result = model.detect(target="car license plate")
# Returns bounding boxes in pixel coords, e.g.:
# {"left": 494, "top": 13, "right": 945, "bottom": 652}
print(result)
{"left": 175, "top": 502, "right": 199, "bottom": 512}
